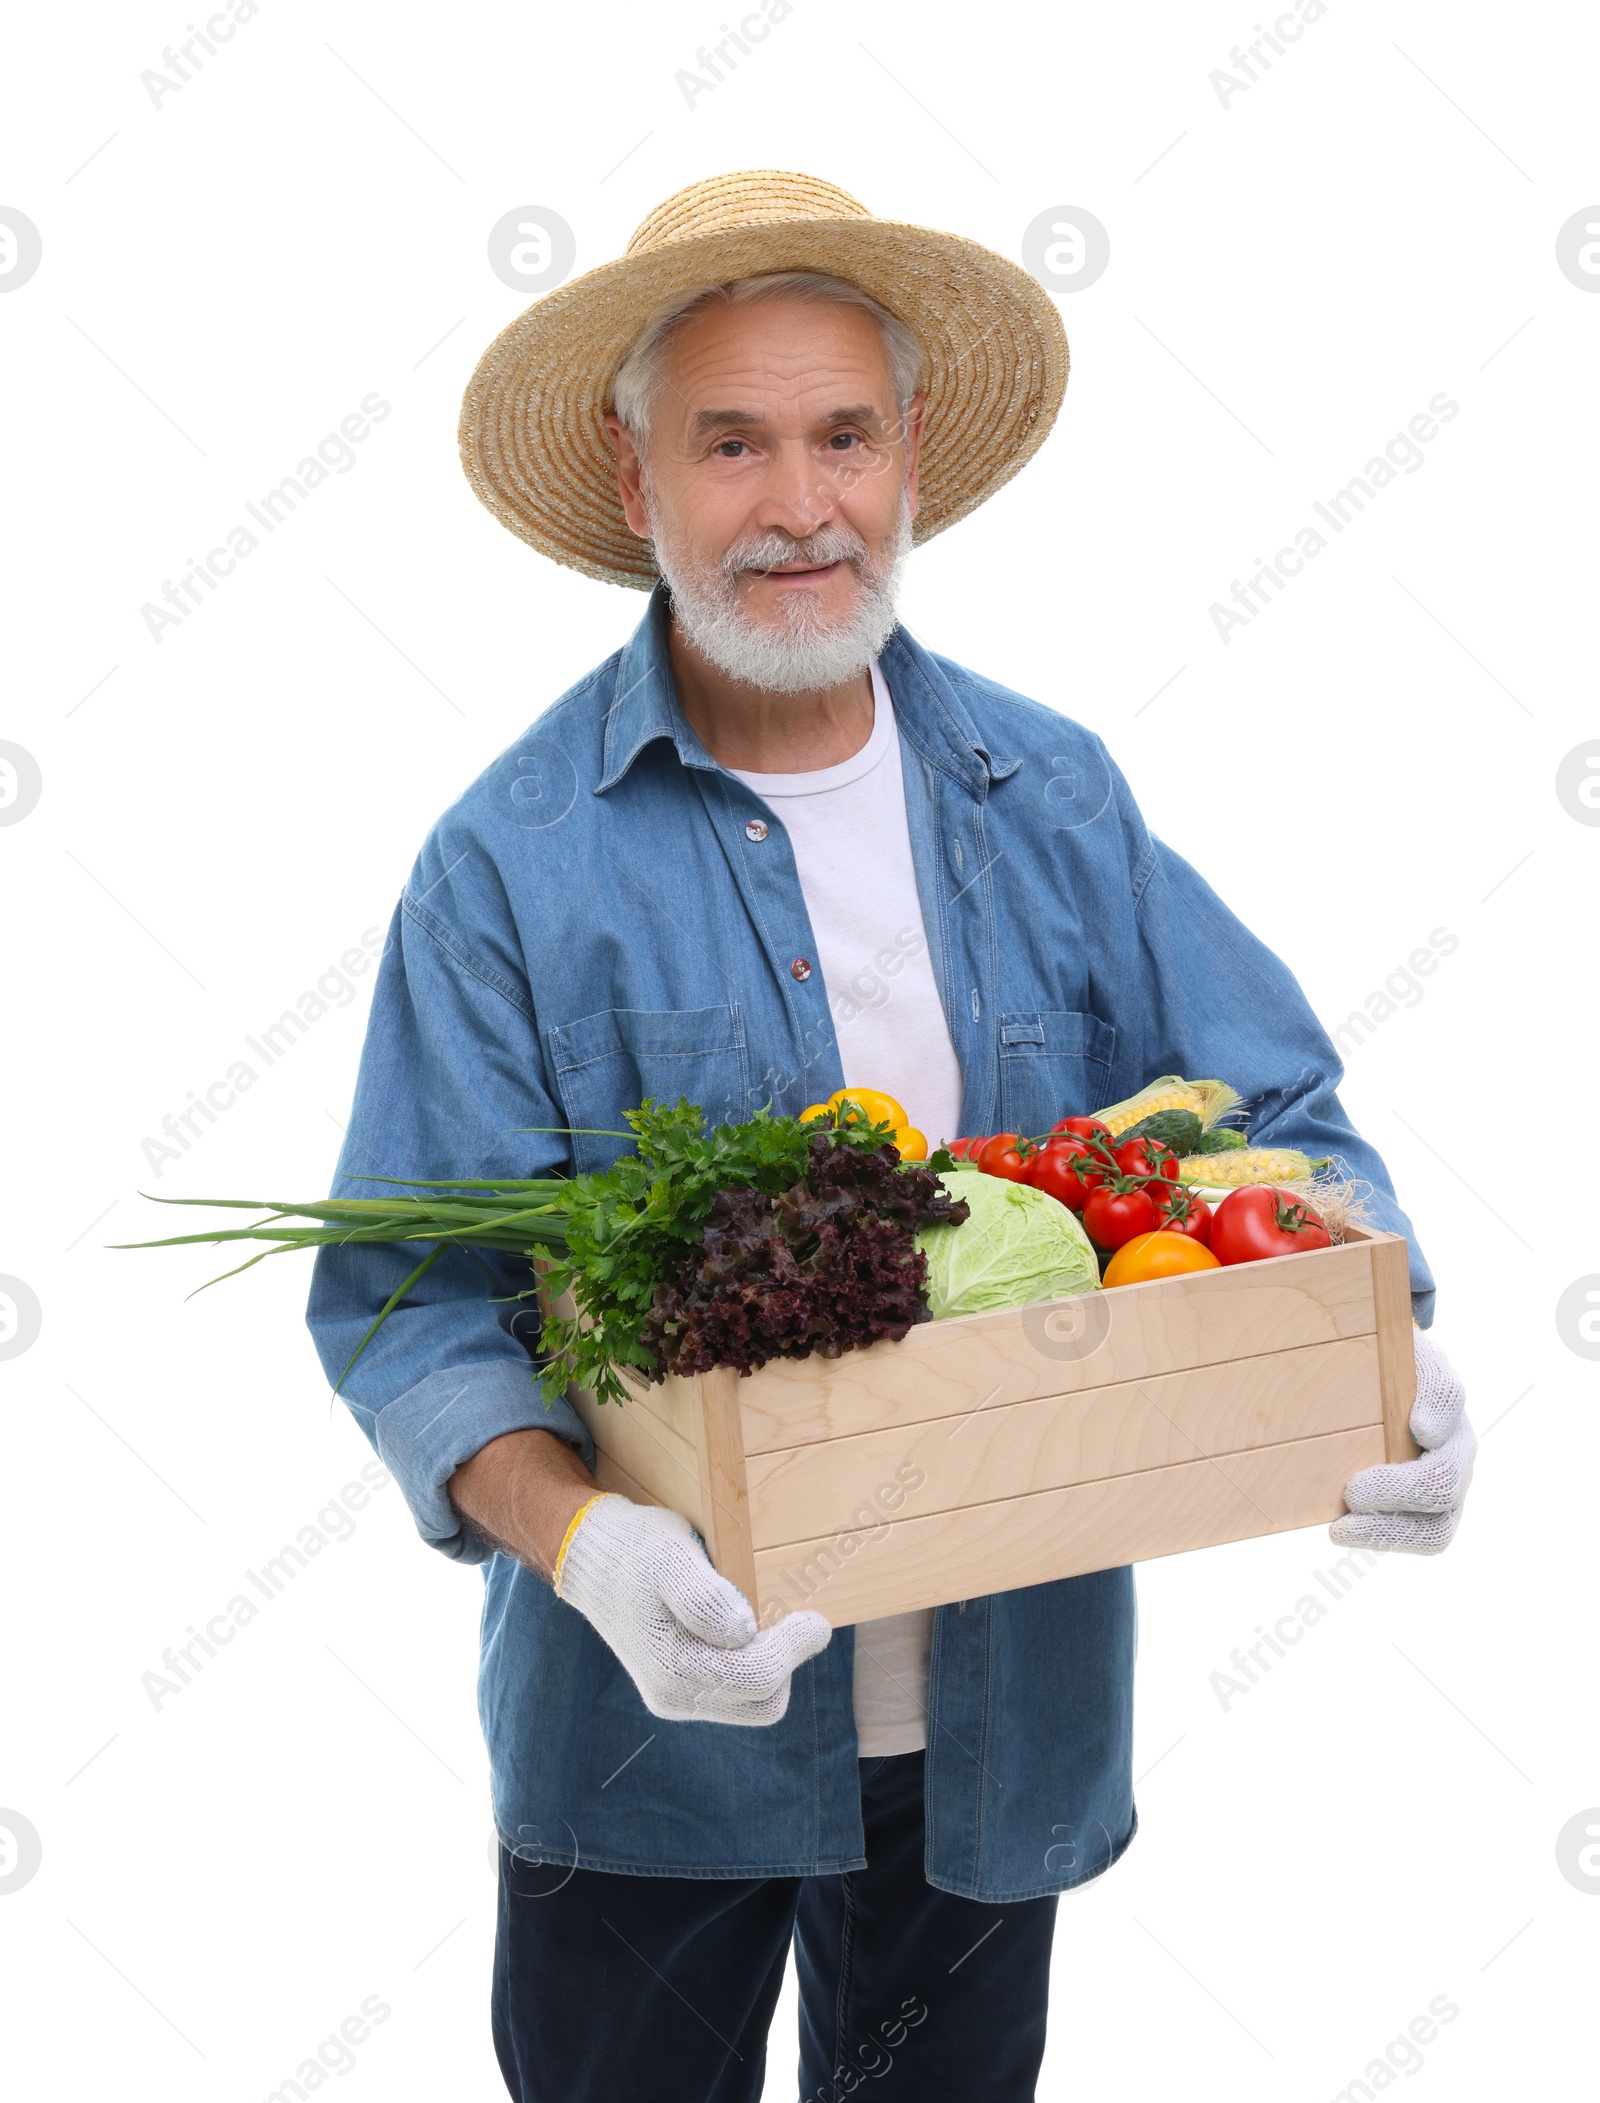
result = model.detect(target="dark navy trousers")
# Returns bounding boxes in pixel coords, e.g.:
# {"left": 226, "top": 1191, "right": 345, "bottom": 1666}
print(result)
{"left": 492, "top": 1750, "right": 1060, "bottom": 2102}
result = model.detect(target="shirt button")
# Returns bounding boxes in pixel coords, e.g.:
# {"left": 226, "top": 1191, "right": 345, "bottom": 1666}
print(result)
{"left": 745, "top": 819, "right": 768, "bottom": 842}
{"left": 790, "top": 957, "right": 812, "bottom": 982}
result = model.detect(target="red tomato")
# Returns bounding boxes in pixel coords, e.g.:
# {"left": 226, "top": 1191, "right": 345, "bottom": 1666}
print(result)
{"left": 946, "top": 1137, "right": 987, "bottom": 1161}
{"left": 1151, "top": 1183, "right": 1212, "bottom": 1245}
{"left": 1114, "top": 1136, "right": 1180, "bottom": 1183}
{"left": 1050, "top": 1115, "right": 1112, "bottom": 1143}
{"left": 978, "top": 1132, "right": 1034, "bottom": 1182}
{"left": 1048, "top": 1130, "right": 1120, "bottom": 1194}
{"left": 1025, "top": 1140, "right": 1096, "bottom": 1211}
{"left": 1083, "top": 1183, "right": 1161, "bottom": 1249}
{"left": 1210, "top": 1186, "right": 1331, "bottom": 1265}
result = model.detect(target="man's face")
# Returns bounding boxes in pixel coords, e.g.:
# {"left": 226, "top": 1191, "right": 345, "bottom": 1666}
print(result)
{"left": 609, "top": 295, "right": 924, "bottom": 692}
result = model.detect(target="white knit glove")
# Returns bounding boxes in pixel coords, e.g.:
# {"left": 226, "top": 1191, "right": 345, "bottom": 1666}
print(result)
{"left": 1330, "top": 1328, "right": 1476, "bottom": 1554}
{"left": 554, "top": 1494, "right": 832, "bottom": 1725}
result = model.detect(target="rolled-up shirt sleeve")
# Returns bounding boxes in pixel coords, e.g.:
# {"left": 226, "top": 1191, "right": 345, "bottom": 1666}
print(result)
{"left": 306, "top": 871, "right": 594, "bottom": 1564}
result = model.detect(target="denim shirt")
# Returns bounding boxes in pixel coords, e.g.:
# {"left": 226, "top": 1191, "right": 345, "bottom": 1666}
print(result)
{"left": 306, "top": 584, "right": 1432, "bottom": 1900}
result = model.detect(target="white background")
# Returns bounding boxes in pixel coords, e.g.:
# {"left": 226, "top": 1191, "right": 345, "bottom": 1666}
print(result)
{"left": 2, "top": 0, "right": 1595, "bottom": 2096}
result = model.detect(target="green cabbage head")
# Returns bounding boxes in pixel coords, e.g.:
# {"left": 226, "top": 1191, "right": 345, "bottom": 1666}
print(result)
{"left": 915, "top": 1171, "right": 1101, "bottom": 1319}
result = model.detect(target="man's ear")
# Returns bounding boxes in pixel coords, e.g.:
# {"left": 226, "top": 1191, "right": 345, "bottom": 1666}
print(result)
{"left": 603, "top": 412, "right": 652, "bottom": 541}
{"left": 902, "top": 394, "right": 927, "bottom": 521}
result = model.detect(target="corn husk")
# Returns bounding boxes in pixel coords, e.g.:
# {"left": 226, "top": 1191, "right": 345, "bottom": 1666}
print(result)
{"left": 1174, "top": 1145, "right": 1315, "bottom": 1188}
{"left": 1091, "top": 1075, "right": 1243, "bottom": 1138}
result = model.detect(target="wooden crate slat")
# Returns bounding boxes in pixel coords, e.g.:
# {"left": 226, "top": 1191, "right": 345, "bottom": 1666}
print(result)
{"left": 571, "top": 1375, "right": 759, "bottom": 1606}
{"left": 751, "top": 1423, "right": 1383, "bottom": 1626}
{"left": 693, "top": 1367, "right": 759, "bottom": 1609}
{"left": 743, "top": 1333, "right": 1381, "bottom": 1551}
{"left": 616, "top": 1362, "right": 704, "bottom": 1447}
{"left": 591, "top": 1445, "right": 665, "bottom": 1509}
{"left": 1370, "top": 1233, "right": 1421, "bottom": 1461}
{"left": 730, "top": 1237, "right": 1384, "bottom": 1454}
{"left": 569, "top": 1382, "right": 706, "bottom": 1533}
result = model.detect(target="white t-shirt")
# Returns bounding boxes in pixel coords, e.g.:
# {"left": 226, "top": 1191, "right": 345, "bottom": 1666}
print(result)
{"left": 729, "top": 661, "right": 962, "bottom": 1758}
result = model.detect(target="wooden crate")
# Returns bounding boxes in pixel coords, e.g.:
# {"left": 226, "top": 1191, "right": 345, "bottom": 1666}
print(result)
{"left": 557, "top": 1224, "right": 1419, "bottom": 1627}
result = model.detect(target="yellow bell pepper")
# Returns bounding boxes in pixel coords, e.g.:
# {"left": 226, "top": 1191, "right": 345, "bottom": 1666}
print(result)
{"left": 826, "top": 1086, "right": 908, "bottom": 1130}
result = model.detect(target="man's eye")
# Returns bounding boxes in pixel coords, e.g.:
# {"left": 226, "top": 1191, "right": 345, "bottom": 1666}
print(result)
{"left": 714, "top": 439, "right": 749, "bottom": 457}
{"left": 827, "top": 432, "right": 863, "bottom": 450}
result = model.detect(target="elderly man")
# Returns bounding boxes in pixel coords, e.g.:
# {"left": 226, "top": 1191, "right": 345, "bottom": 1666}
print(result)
{"left": 308, "top": 172, "right": 1475, "bottom": 2103}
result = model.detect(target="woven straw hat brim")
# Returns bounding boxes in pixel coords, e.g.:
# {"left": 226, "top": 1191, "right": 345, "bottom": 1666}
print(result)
{"left": 459, "top": 197, "right": 1068, "bottom": 589}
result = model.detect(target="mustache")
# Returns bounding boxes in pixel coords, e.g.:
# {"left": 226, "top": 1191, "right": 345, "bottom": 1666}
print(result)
{"left": 721, "top": 523, "right": 870, "bottom": 580}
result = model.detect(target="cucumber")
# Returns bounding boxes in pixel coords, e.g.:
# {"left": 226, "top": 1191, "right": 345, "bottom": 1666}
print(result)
{"left": 1119, "top": 1109, "right": 1203, "bottom": 1154}
{"left": 1191, "top": 1126, "right": 1248, "bottom": 1155}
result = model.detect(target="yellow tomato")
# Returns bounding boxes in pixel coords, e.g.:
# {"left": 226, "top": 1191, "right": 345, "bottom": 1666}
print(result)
{"left": 1103, "top": 1231, "right": 1221, "bottom": 1288}
{"left": 894, "top": 1127, "right": 928, "bottom": 1162}
{"left": 798, "top": 1102, "right": 832, "bottom": 1123}
{"left": 826, "top": 1086, "right": 907, "bottom": 1130}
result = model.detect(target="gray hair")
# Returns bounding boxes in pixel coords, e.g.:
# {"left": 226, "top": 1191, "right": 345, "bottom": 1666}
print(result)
{"left": 610, "top": 270, "right": 925, "bottom": 453}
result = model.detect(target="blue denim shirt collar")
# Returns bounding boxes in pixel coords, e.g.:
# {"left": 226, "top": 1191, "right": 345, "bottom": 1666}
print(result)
{"left": 595, "top": 582, "right": 1021, "bottom": 798}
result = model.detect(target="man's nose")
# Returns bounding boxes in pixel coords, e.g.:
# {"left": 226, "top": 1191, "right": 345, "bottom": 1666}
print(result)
{"left": 749, "top": 439, "right": 837, "bottom": 538}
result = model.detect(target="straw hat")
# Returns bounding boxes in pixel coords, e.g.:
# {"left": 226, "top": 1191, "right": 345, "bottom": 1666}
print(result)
{"left": 458, "top": 169, "right": 1068, "bottom": 589}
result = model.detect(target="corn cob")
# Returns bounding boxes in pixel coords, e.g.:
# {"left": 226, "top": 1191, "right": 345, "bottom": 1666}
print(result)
{"left": 1175, "top": 1146, "right": 1315, "bottom": 1188}
{"left": 1091, "top": 1076, "right": 1241, "bottom": 1138}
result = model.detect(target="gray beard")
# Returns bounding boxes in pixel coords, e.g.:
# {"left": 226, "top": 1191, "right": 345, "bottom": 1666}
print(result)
{"left": 643, "top": 483, "right": 914, "bottom": 695}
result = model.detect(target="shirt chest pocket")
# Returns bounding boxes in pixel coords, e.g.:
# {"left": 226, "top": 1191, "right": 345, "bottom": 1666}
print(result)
{"left": 545, "top": 1004, "right": 749, "bottom": 1173}
{"left": 997, "top": 1010, "right": 1116, "bottom": 1134}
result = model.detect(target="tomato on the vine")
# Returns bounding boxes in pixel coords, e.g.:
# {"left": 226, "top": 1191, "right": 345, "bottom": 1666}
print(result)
{"left": 1150, "top": 1183, "right": 1212, "bottom": 1245}
{"left": 1050, "top": 1115, "right": 1111, "bottom": 1144}
{"left": 1061, "top": 1129, "right": 1121, "bottom": 1194}
{"left": 1209, "top": 1186, "right": 1330, "bottom": 1264}
{"left": 978, "top": 1132, "right": 1035, "bottom": 1182}
{"left": 947, "top": 1137, "right": 987, "bottom": 1161}
{"left": 1114, "top": 1136, "right": 1180, "bottom": 1183}
{"left": 1025, "top": 1138, "right": 1097, "bottom": 1211}
{"left": 1083, "top": 1183, "right": 1161, "bottom": 1249}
